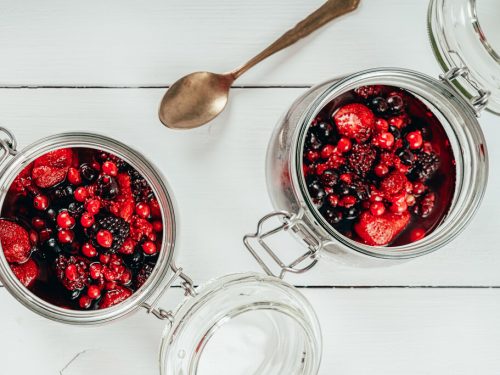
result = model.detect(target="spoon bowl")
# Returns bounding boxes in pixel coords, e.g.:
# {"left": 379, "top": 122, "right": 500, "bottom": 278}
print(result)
{"left": 159, "top": 0, "right": 360, "bottom": 130}
{"left": 159, "top": 72, "right": 234, "bottom": 129}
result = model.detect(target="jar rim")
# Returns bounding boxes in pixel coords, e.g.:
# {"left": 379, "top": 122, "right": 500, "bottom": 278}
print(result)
{"left": 0, "top": 132, "right": 177, "bottom": 325}
{"left": 160, "top": 272, "right": 322, "bottom": 375}
{"left": 292, "top": 68, "right": 488, "bottom": 259}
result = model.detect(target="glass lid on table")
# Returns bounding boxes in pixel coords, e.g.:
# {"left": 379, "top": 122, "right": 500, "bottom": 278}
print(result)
{"left": 429, "top": 0, "right": 500, "bottom": 114}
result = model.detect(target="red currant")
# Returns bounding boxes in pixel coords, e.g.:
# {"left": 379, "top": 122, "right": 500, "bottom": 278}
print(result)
{"left": 87, "top": 285, "right": 101, "bottom": 299}
{"left": 58, "top": 229, "right": 74, "bottom": 244}
{"left": 390, "top": 201, "right": 408, "bottom": 214}
{"left": 67, "top": 167, "right": 82, "bottom": 185}
{"left": 374, "top": 118, "right": 389, "bottom": 133}
{"left": 406, "top": 131, "right": 423, "bottom": 150}
{"left": 306, "top": 150, "right": 320, "bottom": 163}
{"left": 410, "top": 228, "right": 426, "bottom": 242}
{"left": 135, "top": 202, "right": 151, "bottom": 219}
{"left": 152, "top": 220, "right": 163, "bottom": 233}
{"left": 57, "top": 210, "right": 75, "bottom": 229}
{"left": 80, "top": 212, "right": 95, "bottom": 228}
{"left": 79, "top": 295, "right": 92, "bottom": 309}
{"left": 74, "top": 186, "right": 88, "bottom": 202}
{"left": 374, "top": 164, "right": 389, "bottom": 177}
{"left": 31, "top": 217, "right": 46, "bottom": 231}
{"left": 99, "top": 253, "right": 110, "bottom": 264}
{"left": 142, "top": 241, "right": 157, "bottom": 255}
{"left": 33, "top": 194, "right": 49, "bottom": 210}
{"left": 377, "top": 132, "right": 395, "bottom": 149}
{"left": 340, "top": 195, "right": 356, "bottom": 208}
{"left": 320, "top": 144, "right": 335, "bottom": 159}
{"left": 102, "top": 161, "right": 118, "bottom": 176}
{"left": 96, "top": 230, "right": 113, "bottom": 248}
{"left": 336, "top": 137, "right": 352, "bottom": 153}
{"left": 82, "top": 242, "right": 97, "bottom": 258}
{"left": 85, "top": 198, "right": 101, "bottom": 215}
{"left": 327, "top": 194, "right": 339, "bottom": 207}
{"left": 370, "top": 202, "right": 386, "bottom": 216}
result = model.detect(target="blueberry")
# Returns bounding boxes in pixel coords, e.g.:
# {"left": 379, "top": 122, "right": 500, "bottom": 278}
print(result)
{"left": 79, "top": 163, "right": 98, "bottom": 182}
{"left": 370, "top": 97, "right": 389, "bottom": 114}
{"left": 389, "top": 126, "right": 401, "bottom": 139}
{"left": 315, "top": 122, "right": 335, "bottom": 142}
{"left": 336, "top": 183, "right": 350, "bottom": 196}
{"left": 397, "top": 149, "right": 415, "bottom": 166}
{"left": 387, "top": 94, "right": 404, "bottom": 113}
{"left": 323, "top": 208, "right": 343, "bottom": 225}
{"left": 308, "top": 180, "right": 326, "bottom": 200}
{"left": 306, "top": 131, "right": 323, "bottom": 151}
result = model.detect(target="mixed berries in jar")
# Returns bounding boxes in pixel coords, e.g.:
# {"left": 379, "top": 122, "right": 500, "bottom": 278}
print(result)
{"left": 0, "top": 146, "right": 163, "bottom": 310}
{"left": 302, "top": 85, "right": 456, "bottom": 247}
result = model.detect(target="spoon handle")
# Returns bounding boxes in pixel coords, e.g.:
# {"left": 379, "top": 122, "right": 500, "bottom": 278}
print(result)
{"left": 230, "top": 0, "right": 360, "bottom": 79}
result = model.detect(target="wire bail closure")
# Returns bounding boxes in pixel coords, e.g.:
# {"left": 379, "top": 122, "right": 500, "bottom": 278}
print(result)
{"left": 440, "top": 66, "right": 490, "bottom": 116}
{"left": 141, "top": 263, "right": 197, "bottom": 323}
{"left": 243, "top": 210, "right": 322, "bottom": 279}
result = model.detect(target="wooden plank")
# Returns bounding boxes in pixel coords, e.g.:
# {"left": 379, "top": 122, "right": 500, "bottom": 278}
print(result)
{"left": 0, "top": 87, "right": 498, "bottom": 286}
{"left": 0, "top": 288, "right": 498, "bottom": 374}
{"left": 0, "top": 0, "right": 439, "bottom": 86}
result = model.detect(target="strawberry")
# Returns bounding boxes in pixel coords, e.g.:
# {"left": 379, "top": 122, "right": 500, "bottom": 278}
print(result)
{"left": 99, "top": 285, "right": 132, "bottom": 309}
{"left": 0, "top": 219, "right": 31, "bottom": 263}
{"left": 333, "top": 103, "right": 375, "bottom": 143}
{"left": 354, "top": 211, "right": 410, "bottom": 246}
{"left": 32, "top": 148, "right": 73, "bottom": 188}
{"left": 10, "top": 259, "right": 38, "bottom": 287}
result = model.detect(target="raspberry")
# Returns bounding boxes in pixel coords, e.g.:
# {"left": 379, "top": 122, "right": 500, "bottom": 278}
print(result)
{"left": 10, "top": 259, "right": 39, "bottom": 287}
{"left": 333, "top": 103, "right": 375, "bottom": 143}
{"left": 354, "top": 85, "right": 382, "bottom": 99}
{"left": 99, "top": 285, "right": 132, "bottom": 309}
{"left": 380, "top": 172, "right": 408, "bottom": 197}
{"left": 347, "top": 144, "right": 376, "bottom": 176}
{"left": 0, "top": 219, "right": 31, "bottom": 264}
{"left": 55, "top": 255, "right": 90, "bottom": 291}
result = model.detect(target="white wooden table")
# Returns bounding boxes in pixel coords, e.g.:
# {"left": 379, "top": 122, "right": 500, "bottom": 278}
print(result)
{"left": 0, "top": 1, "right": 499, "bottom": 374}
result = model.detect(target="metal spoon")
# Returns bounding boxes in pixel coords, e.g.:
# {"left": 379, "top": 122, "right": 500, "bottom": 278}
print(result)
{"left": 159, "top": 0, "right": 360, "bottom": 129}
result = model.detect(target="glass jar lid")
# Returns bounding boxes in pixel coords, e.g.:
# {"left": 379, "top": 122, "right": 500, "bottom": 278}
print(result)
{"left": 159, "top": 273, "right": 322, "bottom": 375}
{"left": 428, "top": 0, "right": 500, "bottom": 114}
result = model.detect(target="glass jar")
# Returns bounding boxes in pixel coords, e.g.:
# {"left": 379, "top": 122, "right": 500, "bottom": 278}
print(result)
{"left": 0, "top": 129, "right": 321, "bottom": 374}
{"left": 244, "top": 0, "right": 498, "bottom": 274}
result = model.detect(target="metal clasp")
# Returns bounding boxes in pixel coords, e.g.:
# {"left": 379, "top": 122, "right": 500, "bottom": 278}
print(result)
{"left": 0, "top": 127, "right": 18, "bottom": 165}
{"left": 440, "top": 66, "right": 490, "bottom": 116}
{"left": 141, "top": 263, "right": 197, "bottom": 323}
{"left": 243, "top": 210, "right": 322, "bottom": 279}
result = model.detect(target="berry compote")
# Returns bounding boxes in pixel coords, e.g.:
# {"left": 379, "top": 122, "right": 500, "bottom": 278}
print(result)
{"left": 0, "top": 147, "right": 163, "bottom": 310}
{"left": 302, "top": 85, "right": 456, "bottom": 246}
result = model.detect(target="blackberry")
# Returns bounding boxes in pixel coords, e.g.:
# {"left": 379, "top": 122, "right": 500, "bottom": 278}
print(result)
{"left": 88, "top": 215, "right": 130, "bottom": 253}
{"left": 128, "top": 169, "right": 154, "bottom": 202}
{"left": 412, "top": 152, "right": 440, "bottom": 180}
{"left": 349, "top": 178, "right": 370, "bottom": 201}
{"left": 354, "top": 85, "right": 382, "bottom": 99}
{"left": 348, "top": 144, "right": 377, "bottom": 176}
{"left": 305, "top": 131, "right": 322, "bottom": 151}
{"left": 136, "top": 263, "right": 154, "bottom": 289}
